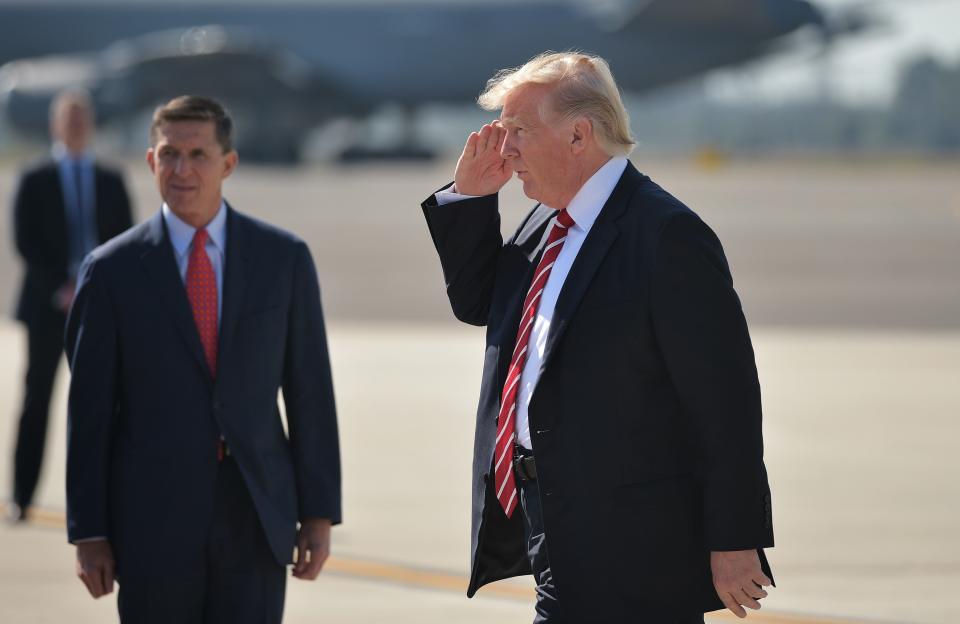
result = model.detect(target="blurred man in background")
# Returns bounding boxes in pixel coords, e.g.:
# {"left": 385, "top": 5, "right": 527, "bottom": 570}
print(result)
{"left": 8, "top": 90, "right": 133, "bottom": 522}
{"left": 421, "top": 52, "right": 774, "bottom": 622}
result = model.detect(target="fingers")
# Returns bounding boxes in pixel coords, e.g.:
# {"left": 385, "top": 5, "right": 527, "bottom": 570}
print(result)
{"left": 753, "top": 572, "right": 773, "bottom": 587}
{"left": 477, "top": 124, "right": 492, "bottom": 153}
{"left": 470, "top": 122, "right": 504, "bottom": 157}
{"left": 292, "top": 542, "right": 328, "bottom": 580}
{"left": 461, "top": 132, "right": 479, "bottom": 160}
{"left": 731, "top": 587, "right": 762, "bottom": 611}
{"left": 719, "top": 592, "right": 747, "bottom": 618}
{"left": 76, "top": 548, "right": 113, "bottom": 599}
{"left": 102, "top": 559, "right": 115, "bottom": 596}
{"left": 493, "top": 123, "right": 507, "bottom": 155}
{"left": 305, "top": 542, "right": 329, "bottom": 579}
{"left": 744, "top": 580, "right": 769, "bottom": 600}
{"left": 76, "top": 560, "right": 97, "bottom": 598}
{"left": 79, "top": 562, "right": 105, "bottom": 598}
{"left": 292, "top": 534, "right": 309, "bottom": 577}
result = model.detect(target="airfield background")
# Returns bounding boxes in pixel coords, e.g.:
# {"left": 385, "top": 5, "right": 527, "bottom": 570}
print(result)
{"left": 1, "top": 1, "right": 958, "bottom": 623}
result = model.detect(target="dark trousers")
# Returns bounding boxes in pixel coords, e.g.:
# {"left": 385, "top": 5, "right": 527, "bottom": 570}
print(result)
{"left": 517, "top": 450, "right": 705, "bottom": 624}
{"left": 117, "top": 457, "right": 286, "bottom": 624}
{"left": 518, "top": 473, "right": 560, "bottom": 624}
{"left": 12, "top": 315, "right": 65, "bottom": 509}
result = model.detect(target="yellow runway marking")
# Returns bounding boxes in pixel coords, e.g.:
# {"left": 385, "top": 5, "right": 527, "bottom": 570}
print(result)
{"left": 4, "top": 503, "right": 875, "bottom": 624}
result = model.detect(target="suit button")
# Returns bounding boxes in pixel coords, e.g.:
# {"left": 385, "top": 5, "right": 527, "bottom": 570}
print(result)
{"left": 213, "top": 401, "right": 223, "bottom": 411}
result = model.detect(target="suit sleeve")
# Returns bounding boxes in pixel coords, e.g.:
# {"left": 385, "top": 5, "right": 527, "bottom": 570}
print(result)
{"left": 282, "top": 242, "right": 342, "bottom": 524}
{"left": 650, "top": 213, "right": 773, "bottom": 551}
{"left": 421, "top": 187, "right": 502, "bottom": 326}
{"left": 13, "top": 171, "right": 64, "bottom": 297}
{"left": 64, "top": 255, "right": 118, "bottom": 543}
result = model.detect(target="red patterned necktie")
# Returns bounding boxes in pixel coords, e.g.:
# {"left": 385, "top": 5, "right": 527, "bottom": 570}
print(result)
{"left": 186, "top": 228, "right": 218, "bottom": 378}
{"left": 494, "top": 209, "right": 575, "bottom": 517}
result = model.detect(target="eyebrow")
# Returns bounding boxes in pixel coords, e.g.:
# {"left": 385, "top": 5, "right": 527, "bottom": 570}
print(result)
{"left": 499, "top": 116, "right": 530, "bottom": 128}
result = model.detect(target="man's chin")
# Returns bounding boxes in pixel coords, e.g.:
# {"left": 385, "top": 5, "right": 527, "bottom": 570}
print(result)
{"left": 163, "top": 198, "right": 197, "bottom": 221}
{"left": 520, "top": 181, "right": 540, "bottom": 202}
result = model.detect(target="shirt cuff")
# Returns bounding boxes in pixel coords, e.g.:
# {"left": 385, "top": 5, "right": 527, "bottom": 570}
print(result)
{"left": 73, "top": 536, "right": 108, "bottom": 544}
{"left": 434, "top": 184, "right": 481, "bottom": 205}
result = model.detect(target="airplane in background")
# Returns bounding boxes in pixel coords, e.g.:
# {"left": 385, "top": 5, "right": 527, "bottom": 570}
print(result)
{"left": 0, "top": 0, "right": 868, "bottom": 161}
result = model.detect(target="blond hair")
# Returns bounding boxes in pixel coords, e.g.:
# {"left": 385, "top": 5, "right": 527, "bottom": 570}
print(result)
{"left": 478, "top": 51, "right": 636, "bottom": 157}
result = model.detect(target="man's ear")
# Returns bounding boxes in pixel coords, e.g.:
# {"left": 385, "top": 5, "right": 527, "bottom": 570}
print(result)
{"left": 146, "top": 148, "right": 156, "bottom": 174}
{"left": 570, "top": 117, "right": 593, "bottom": 155}
{"left": 222, "top": 150, "right": 239, "bottom": 179}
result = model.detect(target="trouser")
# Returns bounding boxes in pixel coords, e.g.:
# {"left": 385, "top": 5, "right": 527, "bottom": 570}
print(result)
{"left": 515, "top": 447, "right": 706, "bottom": 624}
{"left": 117, "top": 456, "right": 286, "bottom": 624}
{"left": 12, "top": 316, "right": 64, "bottom": 509}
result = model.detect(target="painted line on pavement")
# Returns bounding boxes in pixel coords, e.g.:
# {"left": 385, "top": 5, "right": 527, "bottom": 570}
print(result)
{"left": 2, "top": 503, "right": 878, "bottom": 624}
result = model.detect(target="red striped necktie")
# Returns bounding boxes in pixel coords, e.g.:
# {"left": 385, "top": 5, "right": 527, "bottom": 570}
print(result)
{"left": 494, "top": 209, "right": 575, "bottom": 517}
{"left": 186, "top": 228, "right": 218, "bottom": 378}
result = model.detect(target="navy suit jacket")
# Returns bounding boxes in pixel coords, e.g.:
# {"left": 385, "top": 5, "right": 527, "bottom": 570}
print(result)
{"left": 64, "top": 206, "right": 341, "bottom": 575}
{"left": 13, "top": 158, "right": 132, "bottom": 324}
{"left": 422, "top": 162, "right": 773, "bottom": 618}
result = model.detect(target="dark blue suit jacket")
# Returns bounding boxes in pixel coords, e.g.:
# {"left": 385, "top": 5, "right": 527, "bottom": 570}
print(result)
{"left": 64, "top": 206, "right": 341, "bottom": 575}
{"left": 13, "top": 158, "right": 132, "bottom": 324}
{"left": 422, "top": 163, "right": 773, "bottom": 618}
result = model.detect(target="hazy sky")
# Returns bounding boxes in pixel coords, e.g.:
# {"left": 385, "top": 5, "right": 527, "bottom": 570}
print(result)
{"left": 706, "top": 0, "right": 960, "bottom": 105}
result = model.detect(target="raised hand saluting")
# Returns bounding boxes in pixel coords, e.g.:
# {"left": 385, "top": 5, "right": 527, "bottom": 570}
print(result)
{"left": 454, "top": 122, "right": 511, "bottom": 196}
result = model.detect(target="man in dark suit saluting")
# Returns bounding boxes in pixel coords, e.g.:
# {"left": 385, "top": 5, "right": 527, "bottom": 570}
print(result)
{"left": 9, "top": 90, "right": 132, "bottom": 522}
{"left": 421, "top": 52, "right": 774, "bottom": 622}
{"left": 65, "top": 96, "right": 341, "bottom": 623}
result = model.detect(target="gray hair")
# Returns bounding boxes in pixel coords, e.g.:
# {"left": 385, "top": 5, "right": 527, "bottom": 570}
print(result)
{"left": 478, "top": 51, "right": 636, "bottom": 157}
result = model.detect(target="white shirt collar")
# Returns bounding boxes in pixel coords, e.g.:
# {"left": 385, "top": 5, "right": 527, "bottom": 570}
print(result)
{"left": 546, "top": 156, "right": 628, "bottom": 232}
{"left": 51, "top": 142, "right": 94, "bottom": 165}
{"left": 162, "top": 201, "right": 228, "bottom": 259}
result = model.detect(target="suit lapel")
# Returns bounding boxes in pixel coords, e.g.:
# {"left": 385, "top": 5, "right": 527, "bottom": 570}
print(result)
{"left": 537, "top": 163, "right": 643, "bottom": 376}
{"left": 215, "top": 205, "right": 250, "bottom": 378}
{"left": 138, "top": 211, "right": 213, "bottom": 383}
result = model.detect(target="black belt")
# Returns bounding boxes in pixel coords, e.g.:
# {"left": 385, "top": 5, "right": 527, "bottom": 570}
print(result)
{"left": 512, "top": 446, "right": 537, "bottom": 482}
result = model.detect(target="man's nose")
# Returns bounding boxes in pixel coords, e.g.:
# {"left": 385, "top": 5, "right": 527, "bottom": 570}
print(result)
{"left": 500, "top": 136, "right": 516, "bottom": 159}
{"left": 173, "top": 156, "right": 188, "bottom": 175}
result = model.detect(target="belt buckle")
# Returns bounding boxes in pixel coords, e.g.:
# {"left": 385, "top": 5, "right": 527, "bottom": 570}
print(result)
{"left": 512, "top": 450, "right": 535, "bottom": 482}
{"left": 511, "top": 453, "right": 525, "bottom": 482}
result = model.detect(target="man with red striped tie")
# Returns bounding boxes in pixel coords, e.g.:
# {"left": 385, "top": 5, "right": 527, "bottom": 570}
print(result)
{"left": 421, "top": 52, "right": 775, "bottom": 623}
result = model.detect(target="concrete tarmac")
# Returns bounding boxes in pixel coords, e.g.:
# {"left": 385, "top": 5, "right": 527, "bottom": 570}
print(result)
{"left": 1, "top": 157, "right": 958, "bottom": 623}
{"left": 0, "top": 157, "right": 958, "bottom": 330}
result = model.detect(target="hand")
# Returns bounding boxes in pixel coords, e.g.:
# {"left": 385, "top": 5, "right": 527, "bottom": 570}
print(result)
{"left": 292, "top": 518, "right": 331, "bottom": 581}
{"left": 711, "top": 550, "right": 772, "bottom": 618}
{"left": 453, "top": 122, "right": 512, "bottom": 196}
{"left": 76, "top": 540, "right": 115, "bottom": 599}
{"left": 54, "top": 280, "right": 76, "bottom": 313}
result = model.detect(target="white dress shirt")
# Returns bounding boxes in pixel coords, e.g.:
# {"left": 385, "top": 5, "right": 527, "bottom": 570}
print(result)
{"left": 437, "top": 156, "right": 628, "bottom": 448}
{"left": 162, "top": 201, "right": 228, "bottom": 326}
